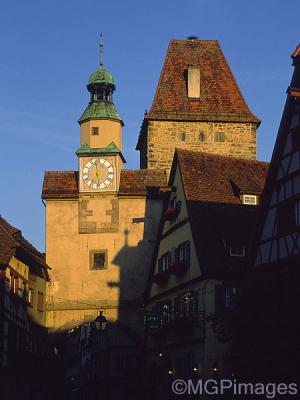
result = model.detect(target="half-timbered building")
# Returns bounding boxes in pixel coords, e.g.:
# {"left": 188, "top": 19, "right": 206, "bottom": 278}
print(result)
{"left": 144, "top": 149, "right": 268, "bottom": 392}
{"left": 237, "top": 44, "right": 300, "bottom": 381}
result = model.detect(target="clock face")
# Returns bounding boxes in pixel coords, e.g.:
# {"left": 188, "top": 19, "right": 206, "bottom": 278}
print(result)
{"left": 82, "top": 158, "right": 114, "bottom": 190}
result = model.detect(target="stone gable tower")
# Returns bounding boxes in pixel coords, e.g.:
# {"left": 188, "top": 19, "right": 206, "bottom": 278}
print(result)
{"left": 136, "top": 39, "right": 261, "bottom": 174}
{"left": 42, "top": 38, "right": 166, "bottom": 331}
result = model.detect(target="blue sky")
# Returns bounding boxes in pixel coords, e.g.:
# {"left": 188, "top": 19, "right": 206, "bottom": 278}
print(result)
{"left": 0, "top": 0, "right": 299, "bottom": 250}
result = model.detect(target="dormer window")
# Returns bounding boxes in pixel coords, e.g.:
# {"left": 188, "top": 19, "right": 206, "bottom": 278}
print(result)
{"left": 241, "top": 194, "right": 258, "bottom": 205}
{"left": 187, "top": 66, "right": 200, "bottom": 99}
{"left": 230, "top": 243, "right": 245, "bottom": 257}
{"left": 92, "top": 127, "right": 99, "bottom": 135}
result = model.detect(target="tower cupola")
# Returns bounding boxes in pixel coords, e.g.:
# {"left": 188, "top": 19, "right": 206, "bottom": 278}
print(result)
{"left": 78, "top": 35, "right": 123, "bottom": 125}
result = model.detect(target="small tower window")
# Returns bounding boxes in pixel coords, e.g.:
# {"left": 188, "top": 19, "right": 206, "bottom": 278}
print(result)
{"left": 215, "top": 133, "right": 225, "bottom": 142}
{"left": 92, "top": 127, "right": 99, "bottom": 135}
{"left": 180, "top": 132, "right": 186, "bottom": 142}
{"left": 90, "top": 250, "right": 108, "bottom": 270}
{"left": 199, "top": 132, "right": 206, "bottom": 142}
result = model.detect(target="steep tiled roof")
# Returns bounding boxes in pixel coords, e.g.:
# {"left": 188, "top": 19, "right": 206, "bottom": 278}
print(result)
{"left": 146, "top": 39, "right": 260, "bottom": 124}
{"left": 177, "top": 150, "right": 268, "bottom": 277}
{"left": 176, "top": 149, "right": 268, "bottom": 204}
{"left": 42, "top": 169, "right": 167, "bottom": 198}
{"left": 0, "top": 218, "right": 17, "bottom": 266}
{"left": 0, "top": 216, "right": 49, "bottom": 278}
{"left": 42, "top": 171, "right": 79, "bottom": 199}
{"left": 144, "top": 150, "right": 268, "bottom": 298}
{"left": 119, "top": 169, "right": 167, "bottom": 196}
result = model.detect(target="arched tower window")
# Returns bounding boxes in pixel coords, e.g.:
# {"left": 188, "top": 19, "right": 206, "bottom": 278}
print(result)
{"left": 215, "top": 133, "right": 225, "bottom": 142}
{"left": 199, "top": 132, "right": 205, "bottom": 142}
{"left": 180, "top": 132, "right": 186, "bottom": 141}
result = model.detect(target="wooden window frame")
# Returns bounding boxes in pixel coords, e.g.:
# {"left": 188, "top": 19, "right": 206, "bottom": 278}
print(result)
{"left": 92, "top": 127, "right": 99, "bottom": 135}
{"left": 89, "top": 250, "right": 108, "bottom": 270}
{"left": 230, "top": 243, "right": 245, "bottom": 257}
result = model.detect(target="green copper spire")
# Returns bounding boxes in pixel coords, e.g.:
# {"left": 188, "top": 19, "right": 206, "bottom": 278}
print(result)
{"left": 78, "top": 36, "right": 123, "bottom": 125}
{"left": 99, "top": 33, "right": 103, "bottom": 66}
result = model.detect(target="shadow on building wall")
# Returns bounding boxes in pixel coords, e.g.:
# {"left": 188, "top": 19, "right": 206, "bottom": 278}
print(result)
{"left": 60, "top": 195, "right": 164, "bottom": 400}
{"left": 0, "top": 280, "right": 64, "bottom": 400}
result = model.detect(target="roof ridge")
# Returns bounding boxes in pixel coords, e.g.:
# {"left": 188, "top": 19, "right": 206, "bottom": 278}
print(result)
{"left": 45, "top": 170, "right": 78, "bottom": 174}
{"left": 176, "top": 148, "right": 269, "bottom": 165}
{"left": 170, "top": 39, "right": 219, "bottom": 43}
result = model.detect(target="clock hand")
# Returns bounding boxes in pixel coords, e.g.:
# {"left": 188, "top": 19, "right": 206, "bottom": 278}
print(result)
{"left": 94, "top": 160, "right": 101, "bottom": 185}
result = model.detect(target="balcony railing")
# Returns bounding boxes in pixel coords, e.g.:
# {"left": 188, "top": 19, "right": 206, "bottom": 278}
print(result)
{"left": 146, "top": 311, "right": 205, "bottom": 339}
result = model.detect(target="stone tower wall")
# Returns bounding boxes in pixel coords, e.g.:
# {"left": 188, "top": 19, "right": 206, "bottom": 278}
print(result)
{"left": 143, "top": 120, "right": 257, "bottom": 175}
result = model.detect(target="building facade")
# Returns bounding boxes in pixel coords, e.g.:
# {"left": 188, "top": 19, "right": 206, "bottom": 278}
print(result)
{"left": 42, "top": 38, "right": 262, "bottom": 344}
{"left": 136, "top": 39, "right": 260, "bottom": 175}
{"left": 0, "top": 216, "right": 59, "bottom": 400}
{"left": 144, "top": 149, "right": 268, "bottom": 396}
{"left": 42, "top": 40, "right": 167, "bottom": 332}
{"left": 237, "top": 44, "right": 300, "bottom": 382}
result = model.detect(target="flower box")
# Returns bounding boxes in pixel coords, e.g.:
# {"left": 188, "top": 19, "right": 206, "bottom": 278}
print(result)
{"left": 169, "top": 261, "right": 189, "bottom": 275}
{"left": 152, "top": 270, "right": 170, "bottom": 285}
{"left": 163, "top": 202, "right": 181, "bottom": 222}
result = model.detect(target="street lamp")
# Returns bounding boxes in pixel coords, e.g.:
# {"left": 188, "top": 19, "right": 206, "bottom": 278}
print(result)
{"left": 94, "top": 311, "right": 107, "bottom": 331}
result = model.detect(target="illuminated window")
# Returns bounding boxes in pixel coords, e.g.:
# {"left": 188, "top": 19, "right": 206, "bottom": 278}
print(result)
{"left": 10, "top": 275, "right": 19, "bottom": 294}
{"left": 29, "top": 288, "right": 34, "bottom": 307}
{"left": 241, "top": 194, "right": 257, "bottom": 205}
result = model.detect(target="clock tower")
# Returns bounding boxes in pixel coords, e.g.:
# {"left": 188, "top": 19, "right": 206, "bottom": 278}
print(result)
{"left": 42, "top": 37, "right": 167, "bottom": 332}
{"left": 77, "top": 34, "right": 125, "bottom": 194}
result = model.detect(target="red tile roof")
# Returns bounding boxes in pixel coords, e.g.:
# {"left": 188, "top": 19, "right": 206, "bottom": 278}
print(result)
{"left": 42, "top": 169, "right": 167, "bottom": 198}
{"left": 0, "top": 216, "right": 49, "bottom": 278}
{"left": 176, "top": 149, "right": 269, "bottom": 204}
{"left": 291, "top": 43, "right": 300, "bottom": 60}
{"left": 0, "top": 218, "right": 17, "bottom": 266}
{"left": 42, "top": 171, "right": 79, "bottom": 199}
{"left": 119, "top": 169, "right": 167, "bottom": 196}
{"left": 146, "top": 39, "right": 260, "bottom": 124}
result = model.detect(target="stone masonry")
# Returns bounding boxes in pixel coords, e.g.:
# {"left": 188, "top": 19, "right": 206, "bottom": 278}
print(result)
{"left": 144, "top": 120, "right": 257, "bottom": 175}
